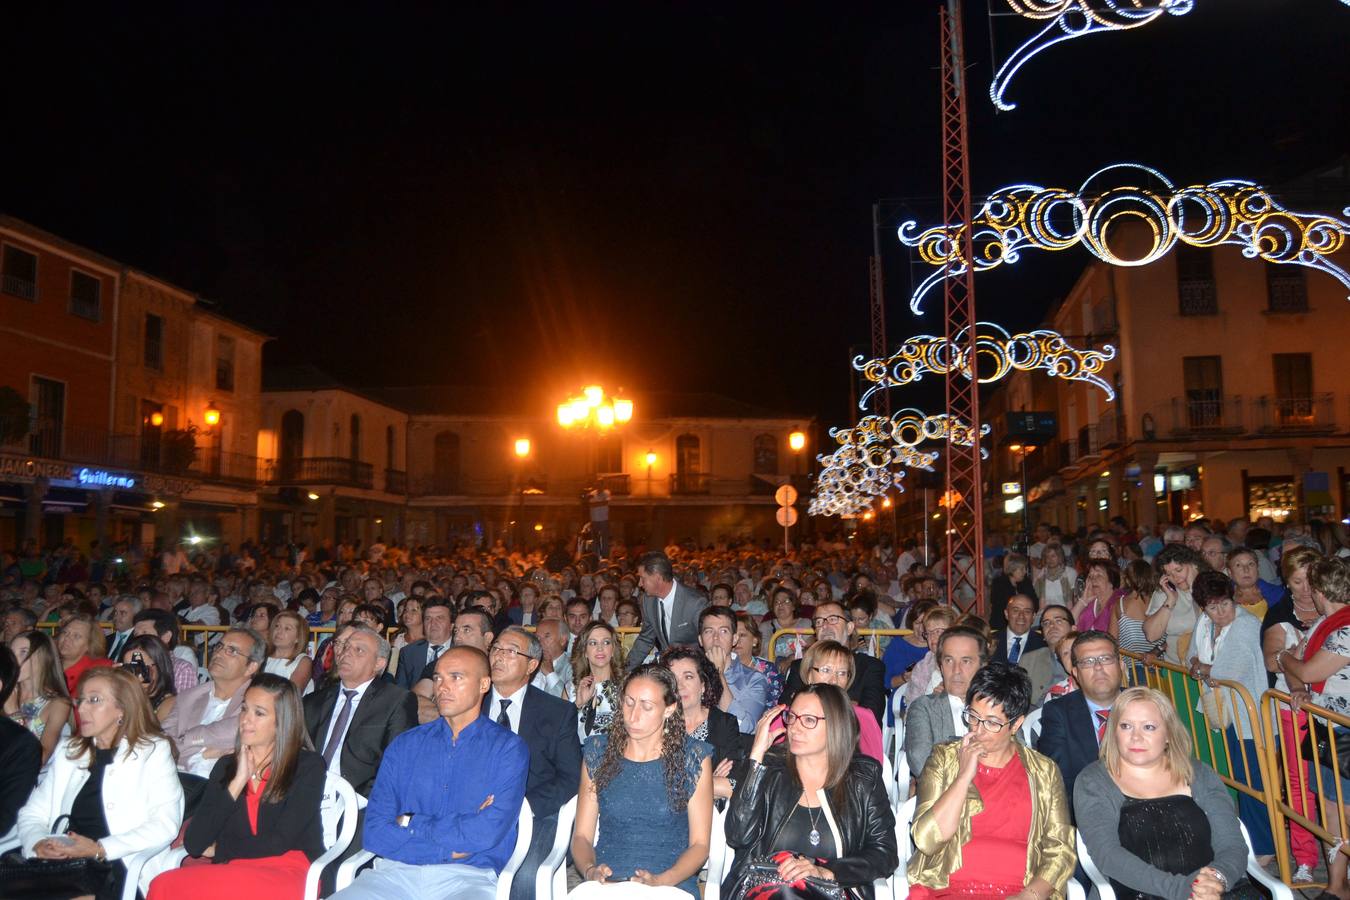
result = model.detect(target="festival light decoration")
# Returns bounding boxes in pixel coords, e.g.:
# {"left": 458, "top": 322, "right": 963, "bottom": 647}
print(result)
{"left": 853, "top": 322, "right": 1116, "bottom": 411}
{"left": 899, "top": 163, "right": 1350, "bottom": 316}
{"left": 990, "top": 1, "right": 1193, "bottom": 111}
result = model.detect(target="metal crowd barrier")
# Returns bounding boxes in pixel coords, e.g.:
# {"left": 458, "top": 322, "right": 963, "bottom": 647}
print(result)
{"left": 766, "top": 627, "right": 913, "bottom": 663}
{"left": 1259, "top": 688, "right": 1350, "bottom": 887}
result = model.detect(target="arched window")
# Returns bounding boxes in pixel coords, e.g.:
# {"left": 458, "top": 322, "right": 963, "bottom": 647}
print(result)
{"left": 675, "top": 434, "right": 703, "bottom": 494}
{"left": 433, "top": 431, "right": 461, "bottom": 494}
{"left": 280, "top": 410, "right": 304, "bottom": 482}
{"left": 350, "top": 414, "right": 362, "bottom": 461}
{"left": 753, "top": 433, "right": 778, "bottom": 475}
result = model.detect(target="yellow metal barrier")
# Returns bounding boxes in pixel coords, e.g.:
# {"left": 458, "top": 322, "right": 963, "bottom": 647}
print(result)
{"left": 1260, "top": 689, "right": 1350, "bottom": 887}
{"left": 765, "top": 628, "right": 913, "bottom": 666}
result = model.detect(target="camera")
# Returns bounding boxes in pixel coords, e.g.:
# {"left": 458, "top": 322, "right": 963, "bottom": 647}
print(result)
{"left": 124, "top": 651, "right": 150, "bottom": 683}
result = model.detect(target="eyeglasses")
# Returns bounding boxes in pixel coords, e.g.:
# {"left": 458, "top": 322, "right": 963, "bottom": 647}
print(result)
{"left": 810, "top": 665, "right": 851, "bottom": 680}
{"left": 961, "top": 708, "right": 1009, "bottom": 733}
{"left": 489, "top": 645, "right": 532, "bottom": 660}
{"left": 1074, "top": 654, "right": 1119, "bottom": 669}
{"left": 812, "top": 615, "right": 847, "bottom": 629}
{"left": 73, "top": 695, "right": 111, "bottom": 708}
{"left": 1204, "top": 600, "right": 1235, "bottom": 612}
{"left": 218, "top": 643, "right": 251, "bottom": 659}
{"left": 783, "top": 710, "right": 827, "bottom": 729}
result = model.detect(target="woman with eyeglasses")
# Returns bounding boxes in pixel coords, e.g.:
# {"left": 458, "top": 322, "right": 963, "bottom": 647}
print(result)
{"left": 1075, "top": 687, "right": 1248, "bottom": 900}
{"left": 147, "top": 674, "right": 325, "bottom": 900}
{"left": 908, "top": 662, "right": 1075, "bottom": 900}
{"left": 761, "top": 587, "right": 811, "bottom": 667}
{"left": 574, "top": 621, "right": 626, "bottom": 744}
{"left": 723, "top": 684, "right": 898, "bottom": 898}
{"left": 1186, "top": 570, "right": 1274, "bottom": 864}
{"left": 800, "top": 640, "right": 883, "bottom": 763}
{"left": 14, "top": 667, "right": 184, "bottom": 900}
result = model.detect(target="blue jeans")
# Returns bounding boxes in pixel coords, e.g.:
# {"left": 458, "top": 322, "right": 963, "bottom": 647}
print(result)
{"left": 1226, "top": 726, "right": 1274, "bottom": 856}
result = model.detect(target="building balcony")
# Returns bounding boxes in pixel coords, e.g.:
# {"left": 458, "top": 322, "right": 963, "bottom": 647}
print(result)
{"left": 1097, "top": 413, "right": 1127, "bottom": 448}
{"left": 384, "top": 468, "right": 408, "bottom": 494}
{"left": 1164, "top": 395, "right": 1246, "bottom": 437}
{"left": 271, "top": 457, "right": 374, "bottom": 490}
{"left": 596, "top": 472, "right": 631, "bottom": 496}
{"left": 1254, "top": 394, "right": 1335, "bottom": 433}
{"left": 670, "top": 472, "right": 711, "bottom": 495}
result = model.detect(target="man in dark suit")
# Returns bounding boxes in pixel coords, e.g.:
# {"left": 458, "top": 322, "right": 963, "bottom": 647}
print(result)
{"left": 627, "top": 551, "right": 708, "bottom": 669}
{"left": 484, "top": 625, "right": 582, "bottom": 900}
{"left": 393, "top": 596, "right": 454, "bottom": 689}
{"left": 0, "top": 645, "right": 41, "bottom": 838}
{"left": 303, "top": 623, "right": 418, "bottom": 893}
{"left": 781, "top": 600, "right": 886, "bottom": 724}
{"left": 991, "top": 593, "right": 1047, "bottom": 665}
{"left": 1036, "top": 629, "right": 1122, "bottom": 811}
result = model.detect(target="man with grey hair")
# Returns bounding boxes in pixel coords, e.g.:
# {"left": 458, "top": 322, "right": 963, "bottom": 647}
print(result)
{"left": 532, "top": 618, "right": 571, "bottom": 698}
{"left": 1201, "top": 534, "right": 1231, "bottom": 573}
{"left": 485, "top": 625, "right": 580, "bottom": 900}
{"left": 162, "top": 626, "right": 265, "bottom": 776}
{"left": 105, "top": 595, "right": 141, "bottom": 660}
{"left": 1162, "top": 524, "right": 1186, "bottom": 545}
{"left": 627, "top": 550, "right": 707, "bottom": 669}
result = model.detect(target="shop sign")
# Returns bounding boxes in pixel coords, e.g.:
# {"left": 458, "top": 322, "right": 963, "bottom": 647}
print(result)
{"left": 142, "top": 473, "right": 196, "bottom": 496}
{"left": 0, "top": 454, "right": 73, "bottom": 483}
{"left": 75, "top": 467, "right": 138, "bottom": 489}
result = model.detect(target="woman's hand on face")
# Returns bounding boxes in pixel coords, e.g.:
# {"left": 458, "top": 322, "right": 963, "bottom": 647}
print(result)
{"left": 750, "top": 704, "right": 786, "bottom": 760}
{"left": 956, "top": 733, "right": 984, "bottom": 781}
{"left": 777, "top": 854, "right": 832, "bottom": 883}
{"left": 229, "top": 747, "right": 254, "bottom": 794}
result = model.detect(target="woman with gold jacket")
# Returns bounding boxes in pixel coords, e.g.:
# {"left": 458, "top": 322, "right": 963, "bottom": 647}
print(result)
{"left": 908, "top": 662, "right": 1076, "bottom": 900}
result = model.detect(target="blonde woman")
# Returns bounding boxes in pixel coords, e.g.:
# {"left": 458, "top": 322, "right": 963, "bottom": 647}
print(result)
{"left": 574, "top": 621, "right": 627, "bottom": 744}
{"left": 1074, "top": 687, "right": 1247, "bottom": 900}
{"left": 263, "top": 610, "right": 313, "bottom": 695}
{"left": 1034, "top": 545, "right": 1075, "bottom": 610}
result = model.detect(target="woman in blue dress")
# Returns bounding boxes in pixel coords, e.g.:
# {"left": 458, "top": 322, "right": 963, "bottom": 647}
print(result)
{"left": 571, "top": 663, "right": 714, "bottom": 897}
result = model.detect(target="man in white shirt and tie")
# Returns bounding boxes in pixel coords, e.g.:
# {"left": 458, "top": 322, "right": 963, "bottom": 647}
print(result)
{"left": 105, "top": 596, "right": 140, "bottom": 661}
{"left": 993, "top": 593, "right": 1045, "bottom": 666}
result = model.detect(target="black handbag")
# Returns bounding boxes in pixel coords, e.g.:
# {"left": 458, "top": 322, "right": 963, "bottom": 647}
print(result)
{"left": 726, "top": 857, "right": 856, "bottom": 900}
{"left": 1299, "top": 719, "right": 1350, "bottom": 767}
{"left": 0, "top": 850, "right": 114, "bottom": 899}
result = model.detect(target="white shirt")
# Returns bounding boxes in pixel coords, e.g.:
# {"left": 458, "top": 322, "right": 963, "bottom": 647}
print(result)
{"left": 201, "top": 691, "right": 231, "bottom": 727}
{"left": 532, "top": 668, "right": 567, "bottom": 699}
{"left": 1005, "top": 628, "right": 1031, "bottom": 661}
{"left": 657, "top": 580, "right": 678, "bottom": 638}
{"left": 321, "top": 677, "right": 375, "bottom": 774}
{"left": 947, "top": 694, "right": 969, "bottom": 737}
{"left": 488, "top": 683, "right": 528, "bottom": 734}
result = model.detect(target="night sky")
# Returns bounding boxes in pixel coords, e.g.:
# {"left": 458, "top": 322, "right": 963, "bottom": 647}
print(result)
{"left": 4, "top": 2, "right": 1346, "bottom": 427}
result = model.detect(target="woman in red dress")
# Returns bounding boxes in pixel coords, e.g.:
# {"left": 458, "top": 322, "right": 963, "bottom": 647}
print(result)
{"left": 147, "top": 673, "right": 325, "bottom": 900}
{"left": 57, "top": 614, "right": 113, "bottom": 695}
{"left": 908, "top": 662, "right": 1076, "bottom": 900}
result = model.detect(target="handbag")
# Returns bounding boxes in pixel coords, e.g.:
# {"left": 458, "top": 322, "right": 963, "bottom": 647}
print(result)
{"left": 726, "top": 855, "right": 856, "bottom": 900}
{"left": 1299, "top": 718, "right": 1350, "bottom": 767}
{"left": 0, "top": 850, "right": 113, "bottom": 899}
{"left": 1199, "top": 683, "right": 1232, "bottom": 731}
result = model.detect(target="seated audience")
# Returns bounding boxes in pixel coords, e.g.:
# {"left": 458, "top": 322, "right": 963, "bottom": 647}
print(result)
{"left": 1075, "top": 687, "right": 1247, "bottom": 900}
{"left": 906, "top": 625, "right": 988, "bottom": 778}
{"left": 884, "top": 598, "right": 937, "bottom": 699}
{"left": 263, "top": 610, "right": 314, "bottom": 694}
{"left": 662, "top": 646, "right": 745, "bottom": 798}
{"left": 761, "top": 587, "right": 810, "bottom": 664}
{"left": 991, "top": 553, "right": 1037, "bottom": 630}
{"left": 732, "top": 611, "right": 783, "bottom": 706}
{"left": 15, "top": 667, "right": 184, "bottom": 900}
{"left": 1044, "top": 630, "right": 1080, "bottom": 700}
{"left": 1022, "top": 603, "right": 1073, "bottom": 706}
{"left": 800, "top": 639, "right": 884, "bottom": 763}
{"left": 781, "top": 601, "right": 885, "bottom": 725}
{"left": 132, "top": 608, "right": 201, "bottom": 693}
{"left": 0, "top": 645, "right": 42, "bottom": 839}
{"left": 1116, "top": 561, "right": 1164, "bottom": 657}
{"left": 148, "top": 673, "right": 325, "bottom": 899}
{"left": 330, "top": 646, "right": 529, "bottom": 900}
{"left": 992, "top": 593, "right": 1046, "bottom": 666}
{"left": 698, "top": 605, "right": 770, "bottom": 734}
{"left": 574, "top": 621, "right": 625, "bottom": 743}
{"left": 723, "top": 684, "right": 898, "bottom": 899}
{"left": 1037, "top": 629, "right": 1123, "bottom": 807}
{"left": 485, "top": 625, "right": 581, "bottom": 900}
{"left": 903, "top": 606, "right": 960, "bottom": 706}
{"left": 908, "top": 662, "right": 1075, "bottom": 900}
{"left": 56, "top": 614, "right": 114, "bottom": 694}
{"left": 5, "top": 630, "right": 73, "bottom": 763}
{"left": 393, "top": 596, "right": 452, "bottom": 690}
{"left": 616, "top": 599, "right": 642, "bottom": 630}
{"left": 571, "top": 664, "right": 714, "bottom": 897}
{"left": 533, "top": 617, "right": 572, "bottom": 699}
{"left": 1186, "top": 569, "right": 1272, "bottom": 862}
{"left": 119, "top": 635, "right": 178, "bottom": 722}
{"left": 163, "top": 627, "right": 265, "bottom": 777}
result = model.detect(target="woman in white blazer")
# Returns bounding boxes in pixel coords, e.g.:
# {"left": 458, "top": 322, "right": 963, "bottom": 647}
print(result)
{"left": 15, "top": 666, "right": 184, "bottom": 900}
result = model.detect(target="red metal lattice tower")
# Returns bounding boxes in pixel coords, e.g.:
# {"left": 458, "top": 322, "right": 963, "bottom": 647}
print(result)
{"left": 939, "top": 0, "right": 985, "bottom": 615}
{"left": 869, "top": 252, "right": 896, "bottom": 541}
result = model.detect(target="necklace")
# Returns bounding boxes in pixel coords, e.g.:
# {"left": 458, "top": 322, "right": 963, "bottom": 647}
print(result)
{"left": 803, "top": 797, "right": 823, "bottom": 847}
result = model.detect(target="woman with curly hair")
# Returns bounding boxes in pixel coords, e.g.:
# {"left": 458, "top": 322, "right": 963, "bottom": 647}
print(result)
{"left": 573, "top": 620, "right": 626, "bottom": 744}
{"left": 570, "top": 664, "right": 714, "bottom": 897}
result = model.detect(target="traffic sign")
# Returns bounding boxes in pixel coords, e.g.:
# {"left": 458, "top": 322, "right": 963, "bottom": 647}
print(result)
{"left": 776, "top": 507, "right": 799, "bottom": 527}
{"left": 774, "top": 484, "right": 798, "bottom": 507}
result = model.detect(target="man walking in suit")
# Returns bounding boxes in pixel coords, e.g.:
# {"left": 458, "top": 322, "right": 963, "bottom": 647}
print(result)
{"left": 904, "top": 625, "right": 987, "bottom": 776}
{"left": 627, "top": 551, "right": 707, "bottom": 669}
{"left": 780, "top": 600, "right": 887, "bottom": 724}
{"left": 303, "top": 623, "right": 418, "bottom": 892}
{"left": 484, "top": 626, "right": 581, "bottom": 900}
{"left": 394, "top": 597, "right": 453, "bottom": 689}
{"left": 1036, "top": 629, "right": 1123, "bottom": 808}
{"left": 991, "top": 593, "right": 1046, "bottom": 666}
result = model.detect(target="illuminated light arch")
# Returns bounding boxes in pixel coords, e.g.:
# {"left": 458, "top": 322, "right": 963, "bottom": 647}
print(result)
{"left": 853, "top": 322, "right": 1116, "bottom": 411}
{"left": 898, "top": 163, "right": 1350, "bottom": 316}
{"left": 991, "top": 1, "right": 1193, "bottom": 111}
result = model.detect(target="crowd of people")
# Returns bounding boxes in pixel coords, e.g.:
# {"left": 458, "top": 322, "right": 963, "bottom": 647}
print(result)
{"left": 0, "top": 512, "right": 1349, "bottom": 898}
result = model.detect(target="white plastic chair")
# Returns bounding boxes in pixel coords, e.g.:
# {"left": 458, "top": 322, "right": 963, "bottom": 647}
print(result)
{"left": 124, "top": 842, "right": 174, "bottom": 900}
{"left": 1021, "top": 706, "right": 1043, "bottom": 747}
{"left": 891, "top": 795, "right": 917, "bottom": 900}
{"left": 1238, "top": 821, "right": 1293, "bottom": 900}
{"left": 305, "top": 773, "right": 360, "bottom": 900}
{"left": 703, "top": 804, "right": 732, "bottom": 900}
{"left": 337, "top": 798, "right": 533, "bottom": 898}
{"left": 1076, "top": 831, "right": 1115, "bottom": 900}
{"left": 535, "top": 795, "right": 578, "bottom": 900}
{"left": 881, "top": 752, "right": 899, "bottom": 809}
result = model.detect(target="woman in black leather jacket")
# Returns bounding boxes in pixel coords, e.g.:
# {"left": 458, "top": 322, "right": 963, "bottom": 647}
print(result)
{"left": 723, "top": 683, "right": 898, "bottom": 899}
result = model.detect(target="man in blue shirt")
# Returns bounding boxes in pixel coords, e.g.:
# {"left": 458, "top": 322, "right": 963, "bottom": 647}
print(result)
{"left": 698, "top": 605, "right": 770, "bottom": 733}
{"left": 332, "top": 646, "right": 530, "bottom": 900}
